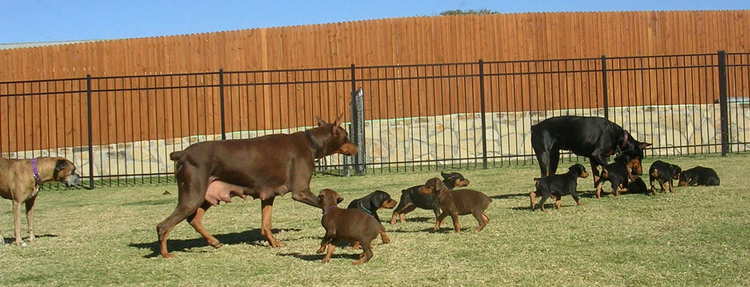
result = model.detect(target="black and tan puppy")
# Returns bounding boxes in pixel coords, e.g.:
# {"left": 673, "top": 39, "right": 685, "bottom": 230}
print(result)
{"left": 627, "top": 176, "right": 649, "bottom": 194}
{"left": 420, "top": 178, "right": 490, "bottom": 232}
{"left": 596, "top": 152, "right": 643, "bottom": 199}
{"left": 347, "top": 190, "right": 396, "bottom": 248}
{"left": 0, "top": 157, "right": 81, "bottom": 246}
{"left": 390, "top": 172, "right": 470, "bottom": 224}
{"left": 678, "top": 166, "right": 720, "bottom": 186}
{"left": 530, "top": 163, "right": 589, "bottom": 211}
{"left": 648, "top": 160, "right": 681, "bottom": 194}
{"left": 347, "top": 190, "right": 397, "bottom": 222}
{"left": 317, "top": 189, "right": 387, "bottom": 264}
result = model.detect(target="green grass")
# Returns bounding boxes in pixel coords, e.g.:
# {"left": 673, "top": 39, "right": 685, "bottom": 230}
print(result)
{"left": 1, "top": 154, "right": 749, "bottom": 286}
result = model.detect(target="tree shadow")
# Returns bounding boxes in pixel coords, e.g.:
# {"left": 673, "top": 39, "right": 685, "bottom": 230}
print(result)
{"left": 128, "top": 228, "right": 301, "bottom": 258}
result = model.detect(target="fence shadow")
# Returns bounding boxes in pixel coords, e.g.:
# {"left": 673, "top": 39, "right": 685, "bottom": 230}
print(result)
{"left": 128, "top": 228, "right": 301, "bottom": 258}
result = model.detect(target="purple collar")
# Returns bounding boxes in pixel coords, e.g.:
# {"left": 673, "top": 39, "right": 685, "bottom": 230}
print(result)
{"left": 31, "top": 158, "right": 41, "bottom": 184}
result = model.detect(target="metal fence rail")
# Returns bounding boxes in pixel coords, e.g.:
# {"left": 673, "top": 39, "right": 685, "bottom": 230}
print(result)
{"left": 0, "top": 51, "right": 748, "bottom": 188}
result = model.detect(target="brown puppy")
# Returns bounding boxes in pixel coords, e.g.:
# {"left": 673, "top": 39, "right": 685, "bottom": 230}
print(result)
{"left": 0, "top": 157, "right": 81, "bottom": 246}
{"left": 421, "top": 178, "right": 491, "bottom": 232}
{"left": 317, "top": 189, "right": 386, "bottom": 264}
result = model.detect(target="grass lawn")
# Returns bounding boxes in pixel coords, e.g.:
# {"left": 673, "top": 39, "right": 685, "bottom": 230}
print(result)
{"left": 1, "top": 153, "right": 749, "bottom": 286}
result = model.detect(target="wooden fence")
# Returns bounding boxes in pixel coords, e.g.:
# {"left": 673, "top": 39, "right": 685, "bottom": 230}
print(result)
{"left": 1, "top": 10, "right": 749, "bottom": 81}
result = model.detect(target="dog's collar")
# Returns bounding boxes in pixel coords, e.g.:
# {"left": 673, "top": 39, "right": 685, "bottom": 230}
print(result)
{"left": 358, "top": 201, "right": 375, "bottom": 216}
{"left": 31, "top": 158, "right": 41, "bottom": 185}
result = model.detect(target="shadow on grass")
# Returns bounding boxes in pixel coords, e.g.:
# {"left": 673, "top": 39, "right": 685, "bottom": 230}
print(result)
{"left": 1, "top": 234, "right": 58, "bottom": 244}
{"left": 490, "top": 193, "right": 530, "bottom": 200}
{"left": 387, "top": 216, "right": 434, "bottom": 224}
{"left": 277, "top": 252, "right": 360, "bottom": 262}
{"left": 128, "top": 228, "right": 301, "bottom": 258}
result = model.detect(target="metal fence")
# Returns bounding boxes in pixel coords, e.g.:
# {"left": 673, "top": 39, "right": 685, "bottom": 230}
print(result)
{"left": 0, "top": 51, "right": 748, "bottom": 188}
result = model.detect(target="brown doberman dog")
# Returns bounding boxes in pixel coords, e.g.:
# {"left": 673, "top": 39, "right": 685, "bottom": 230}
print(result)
{"left": 0, "top": 157, "right": 81, "bottom": 246}
{"left": 317, "top": 189, "right": 386, "bottom": 264}
{"left": 156, "top": 116, "right": 357, "bottom": 258}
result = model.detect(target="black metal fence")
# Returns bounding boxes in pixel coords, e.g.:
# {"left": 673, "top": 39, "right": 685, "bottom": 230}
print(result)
{"left": 0, "top": 51, "right": 748, "bottom": 188}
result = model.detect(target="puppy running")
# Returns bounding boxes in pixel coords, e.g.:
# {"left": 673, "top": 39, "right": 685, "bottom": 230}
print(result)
{"left": 530, "top": 163, "right": 589, "bottom": 211}
{"left": 347, "top": 190, "right": 396, "bottom": 248}
{"left": 420, "top": 178, "right": 491, "bottom": 232}
{"left": 390, "top": 172, "right": 470, "bottom": 224}
{"left": 317, "top": 189, "right": 387, "bottom": 264}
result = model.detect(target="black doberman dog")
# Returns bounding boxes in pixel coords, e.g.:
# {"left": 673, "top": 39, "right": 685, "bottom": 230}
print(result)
{"left": 596, "top": 152, "right": 643, "bottom": 199}
{"left": 678, "top": 166, "right": 720, "bottom": 186}
{"left": 648, "top": 160, "right": 682, "bottom": 194}
{"left": 530, "top": 163, "right": 589, "bottom": 211}
{"left": 390, "top": 172, "right": 470, "bottom": 224}
{"left": 531, "top": 116, "right": 651, "bottom": 188}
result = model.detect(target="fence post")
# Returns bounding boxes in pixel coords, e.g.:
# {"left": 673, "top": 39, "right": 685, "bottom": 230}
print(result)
{"left": 85, "top": 75, "right": 95, "bottom": 189}
{"left": 600, "top": 55, "right": 609, "bottom": 119}
{"left": 218, "top": 69, "right": 227, "bottom": 140}
{"left": 478, "top": 59, "right": 488, "bottom": 169}
{"left": 351, "top": 88, "right": 366, "bottom": 175}
{"left": 717, "top": 51, "right": 730, "bottom": 156}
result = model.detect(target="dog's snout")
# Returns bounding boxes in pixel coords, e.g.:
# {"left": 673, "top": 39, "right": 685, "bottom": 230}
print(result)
{"left": 65, "top": 174, "right": 82, "bottom": 187}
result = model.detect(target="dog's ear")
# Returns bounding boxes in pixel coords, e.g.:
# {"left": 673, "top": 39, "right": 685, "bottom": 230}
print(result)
{"left": 315, "top": 116, "right": 328, "bottom": 127}
{"left": 638, "top": 142, "right": 652, "bottom": 149}
{"left": 440, "top": 171, "right": 450, "bottom": 179}
{"left": 336, "top": 197, "right": 344, "bottom": 204}
{"left": 332, "top": 113, "right": 343, "bottom": 126}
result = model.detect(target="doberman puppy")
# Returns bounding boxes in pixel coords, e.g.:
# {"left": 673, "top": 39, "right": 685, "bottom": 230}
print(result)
{"left": 347, "top": 190, "right": 397, "bottom": 223}
{"left": 156, "top": 116, "right": 357, "bottom": 258}
{"left": 596, "top": 152, "right": 644, "bottom": 199}
{"left": 648, "top": 160, "right": 682, "bottom": 194}
{"left": 0, "top": 157, "right": 81, "bottom": 246}
{"left": 627, "top": 177, "right": 649, "bottom": 195}
{"left": 678, "top": 166, "right": 720, "bottom": 186}
{"left": 420, "top": 178, "right": 491, "bottom": 232}
{"left": 390, "top": 172, "right": 470, "bottom": 224}
{"left": 530, "top": 163, "right": 589, "bottom": 211}
{"left": 531, "top": 116, "right": 651, "bottom": 188}
{"left": 317, "top": 189, "right": 387, "bottom": 265}
{"left": 347, "top": 190, "right": 397, "bottom": 248}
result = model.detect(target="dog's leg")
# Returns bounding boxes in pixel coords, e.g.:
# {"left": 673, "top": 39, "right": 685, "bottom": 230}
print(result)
{"left": 472, "top": 211, "right": 487, "bottom": 232}
{"left": 433, "top": 211, "right": 448, "bottom": 231}
{"left": 12, "top": 201, "right": 24, "bottom": 246}
{"left": 549, "top": 149, "right": 561, "bottom": 176}
{"left": 450, "top": 213, "right": 462, "bottom": 233}
{"left": 394, "top": 203, "right": 416, "bottom": 224}
{"left": 25, "top": 195, "right": 38, "bottom": 242}
{"left": 260, "top": 196, "right": 284, "bottom": 247}
{"left": 595, "top": 181, "right": 604, "bottom": 199}
{"left": 659, "top": 181, "right": 667, "bottom": 193}
{"left": 590, "top": 158, "right": 604, "bottom": 189}
{"left": 537, "top": 194, "right": 550, "bottom": 212}
{"left": 187, "top": 201, "right": 222, "bottom": 249}
{"left": 649, "top": 178, "right": 657, "bottom": 195}
{"left": 668, "top": 180, "right": 675, "bottom": 193}
{"left": 322, "top": 243, "right": 336, "bottom": 263}
{"left": 353, "top": 240, "right": 373, "bottom": 265}
{"left": 529, "top": 191, "right": 537, "bottom": 210}
{"left": 554, "top": 195, "right": 562, "bottom": 209}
